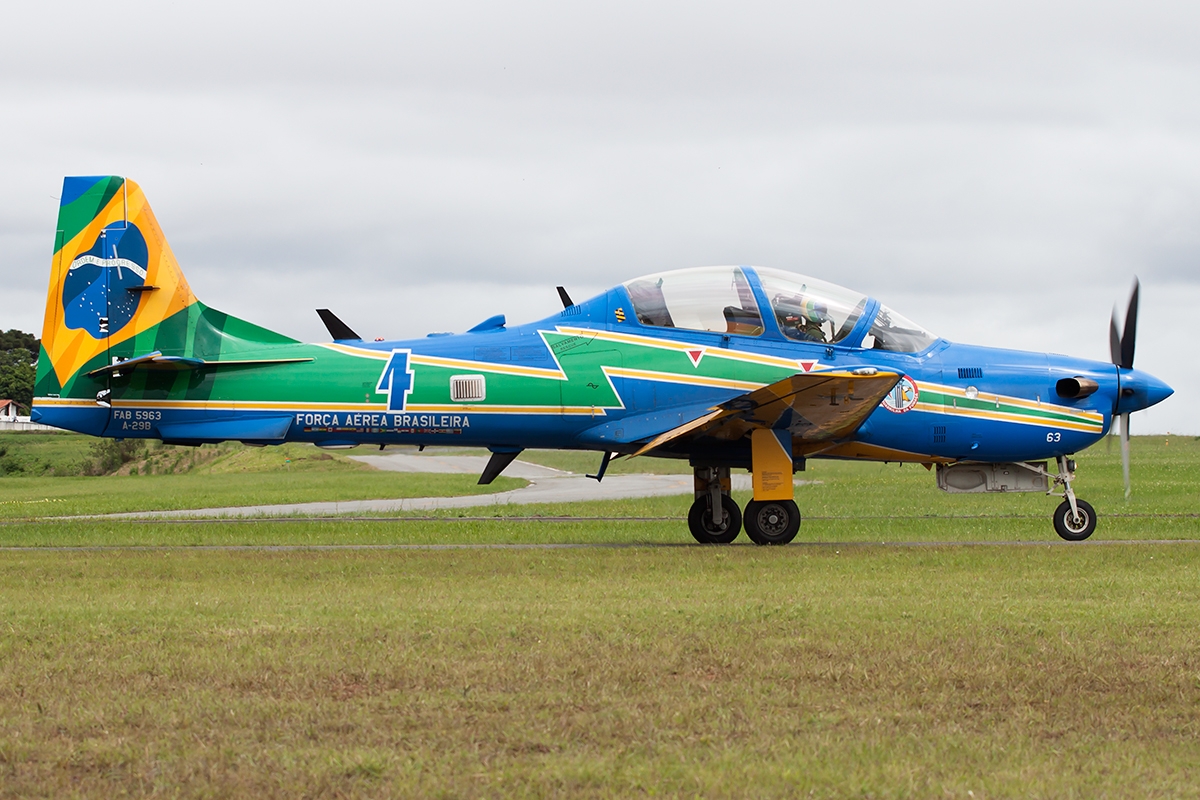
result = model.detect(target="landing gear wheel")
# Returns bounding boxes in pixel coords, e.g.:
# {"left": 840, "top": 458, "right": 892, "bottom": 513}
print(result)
{"left": 688, "top": 495, "right": 742, "bottom": 544}
{"left": 744, "top": 500, "right": 801, "bottom": 545}
{"left": 1053, "top": 499, "right": 1097, "bottom": 541}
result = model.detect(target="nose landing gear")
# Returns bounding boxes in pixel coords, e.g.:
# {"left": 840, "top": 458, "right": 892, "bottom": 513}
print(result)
{"left": 1052, "top": 456, "right": 1097, "bottom": 541}
{"left": 936, "top": 457, "right": 1098, "bottom": 541}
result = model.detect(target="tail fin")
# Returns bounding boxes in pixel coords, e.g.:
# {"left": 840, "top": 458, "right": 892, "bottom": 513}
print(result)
{"left": 34, "top": 176, "right": 293, "bottom": 432}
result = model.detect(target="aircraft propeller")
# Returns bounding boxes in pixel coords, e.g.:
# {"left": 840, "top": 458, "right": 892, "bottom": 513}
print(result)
{"left": 1108, "top": 277, "right": 1139, "bottom": 500}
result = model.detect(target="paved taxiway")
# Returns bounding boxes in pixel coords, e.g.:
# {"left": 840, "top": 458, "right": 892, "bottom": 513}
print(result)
{"left": 91, "top": 453, "right": 761, "bottom": 519}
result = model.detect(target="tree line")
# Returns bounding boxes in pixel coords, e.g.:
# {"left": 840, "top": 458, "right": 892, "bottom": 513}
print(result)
{"left": 0, "top": 329, "right": 38, "bottom": 414}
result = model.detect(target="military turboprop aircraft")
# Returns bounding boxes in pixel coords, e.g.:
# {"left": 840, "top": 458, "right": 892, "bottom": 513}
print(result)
{"left": 34, "top": 177, "right": 1173, "bottom": 544}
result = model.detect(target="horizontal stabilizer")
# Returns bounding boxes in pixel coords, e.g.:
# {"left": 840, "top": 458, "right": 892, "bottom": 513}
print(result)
{"left": 87, "top": 351, "right": 313, "bottom": 377}
{"left": 630, "top": 369, "right": 902, "bottom": 457}
{"left": 317, "top": 309, "right": 361, "bottom": 341}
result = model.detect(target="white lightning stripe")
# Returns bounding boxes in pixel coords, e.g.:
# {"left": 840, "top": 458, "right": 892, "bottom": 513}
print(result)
{"left": 554, "top": 326, "right": 806, "bottom": 370}
{"left": 606, "top": 367, "right": 763, "bottom": 392}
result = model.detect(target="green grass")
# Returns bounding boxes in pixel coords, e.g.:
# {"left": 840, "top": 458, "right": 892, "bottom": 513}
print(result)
{"left": 1, "top": 436, "right": 1196, "bottom": 544}
{"left": 0, "top": 431, "right": 94, "bottom": 476}
{"left": 0, "top": 471, "right": 524, "bottom": 521}
{"left": 2, "top": 545, "right": 1200, "bottom": 797}
{"left": 0, "top": 436, "right": 1197, "bottom": 795}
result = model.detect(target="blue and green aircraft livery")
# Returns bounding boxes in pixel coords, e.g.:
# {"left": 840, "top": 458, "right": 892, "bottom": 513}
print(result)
{"left": 34, "top": 177, "right": 1173, "bottom": 543}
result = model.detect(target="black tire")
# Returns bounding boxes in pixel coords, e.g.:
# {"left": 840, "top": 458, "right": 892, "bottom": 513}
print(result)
{"left": 687, "top": 494, "right": 742, "bottom": 544}
{"left": 744, "top": 499, "right": 801, "bottom": 545}
{"left": 1053, "top": 499, "right": 1097, "bottom": 541}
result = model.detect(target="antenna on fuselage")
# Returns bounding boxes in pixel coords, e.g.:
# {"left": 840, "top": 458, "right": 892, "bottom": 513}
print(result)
{"left": 556, "top": 286, "right": 574, "bottom": 309}
{"left": 316, "top": 309, "right": 361, "bottom": 341}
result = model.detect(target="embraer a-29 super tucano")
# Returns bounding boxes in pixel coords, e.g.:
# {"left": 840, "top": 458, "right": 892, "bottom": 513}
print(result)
{"left": 33, "top": 177, "right": 1173, "bottom": 543}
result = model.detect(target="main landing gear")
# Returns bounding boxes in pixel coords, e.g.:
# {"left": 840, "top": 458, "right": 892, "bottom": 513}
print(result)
{"left": 688, "top": 428, "right": 805, "bottom": 546}
{"left": 743, "top": 500, "right": 802, "bottom": 545}
{"left": 687, "top": 468, "right": 804, "bottom": 546}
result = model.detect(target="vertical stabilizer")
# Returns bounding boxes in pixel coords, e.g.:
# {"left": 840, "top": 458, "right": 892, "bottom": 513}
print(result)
{"left": 37, "top": 177, "right": 197, "bottom": 399}
{"left": 33, "top": 177, "right": 294, "bottom": 434}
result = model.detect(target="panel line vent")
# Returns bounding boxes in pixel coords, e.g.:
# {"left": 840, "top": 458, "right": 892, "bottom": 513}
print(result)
{"left": 957, "top": 367, "right": 983, "bottom": 379}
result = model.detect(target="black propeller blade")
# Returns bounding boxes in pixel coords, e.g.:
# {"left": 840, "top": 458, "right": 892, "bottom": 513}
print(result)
{"left": 1109, "top": 277, "right": 1139, "bottom": 370}
{"left": 1107, "top": 277, "right": 1140, "bottom": 499}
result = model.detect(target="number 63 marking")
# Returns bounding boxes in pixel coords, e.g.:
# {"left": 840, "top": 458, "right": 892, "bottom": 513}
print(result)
{"left": 1046, "top": 431, "right": 1062, "bottom": 442}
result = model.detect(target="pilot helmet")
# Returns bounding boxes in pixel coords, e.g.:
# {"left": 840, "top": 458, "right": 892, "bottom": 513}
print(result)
{"left": 804, "top": 298, "right": 829, "bottom": 323}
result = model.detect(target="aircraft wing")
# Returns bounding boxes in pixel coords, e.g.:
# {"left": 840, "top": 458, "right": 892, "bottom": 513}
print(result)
{"left": 631, "top": 369, "right": 902, "bottom": 457}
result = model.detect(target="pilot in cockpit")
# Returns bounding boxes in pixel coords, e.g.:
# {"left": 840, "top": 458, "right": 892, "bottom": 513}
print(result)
{"left": 774, "top": 288, "right": 831, "bottom": 343}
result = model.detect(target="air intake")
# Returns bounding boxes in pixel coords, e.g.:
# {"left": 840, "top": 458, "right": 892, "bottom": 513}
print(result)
{"left": 450, "top": 374, "right": 486, "bottom": 402}
{"left": 958, "top": 367, "right": 983, "bottom": 379}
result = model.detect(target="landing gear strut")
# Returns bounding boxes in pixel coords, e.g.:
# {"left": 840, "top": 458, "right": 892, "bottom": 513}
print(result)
{"left": 1051, "top": 456, "right": 1096, "bottom": 541}
{"left": 688, "top": 466, "right": 741, "bottom": 544}
{"left": 685, "top": 430, "right": 805, "bottom": 546}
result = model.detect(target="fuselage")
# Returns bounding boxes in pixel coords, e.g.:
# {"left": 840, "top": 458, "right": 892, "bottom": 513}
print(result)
{"left": 33, "top": 266, "right": 1172, "bottom": 466}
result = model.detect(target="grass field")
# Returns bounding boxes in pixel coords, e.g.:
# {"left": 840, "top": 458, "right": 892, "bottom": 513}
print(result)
{"left": 1, "top": 435, "right": 1198, "bottom": 797}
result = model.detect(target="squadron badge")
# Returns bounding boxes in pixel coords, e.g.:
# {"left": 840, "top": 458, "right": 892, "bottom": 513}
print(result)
{"left": 881, "top": 375, "right": 919, "bottom": 413}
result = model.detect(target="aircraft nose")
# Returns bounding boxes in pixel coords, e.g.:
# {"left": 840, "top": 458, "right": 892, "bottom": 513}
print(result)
{"left": 1116, "top": 368, "right": 1174, "bottom": 414}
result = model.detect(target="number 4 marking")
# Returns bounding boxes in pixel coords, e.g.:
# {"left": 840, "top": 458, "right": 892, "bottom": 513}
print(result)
{"left": 377, "top": 349, "right": 415, "bottom": 412}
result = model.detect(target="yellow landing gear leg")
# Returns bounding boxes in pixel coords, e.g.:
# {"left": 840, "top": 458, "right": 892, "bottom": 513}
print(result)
{"left": 745, "top": 429, "right": 801, "bottom": 545}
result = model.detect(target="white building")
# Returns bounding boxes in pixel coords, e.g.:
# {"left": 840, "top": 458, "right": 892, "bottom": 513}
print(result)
{"left": 0, "top": 399, "right": 18, "bottom": 421}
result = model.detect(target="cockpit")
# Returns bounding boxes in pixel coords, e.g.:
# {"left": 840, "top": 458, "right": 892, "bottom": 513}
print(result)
{"left": 622, "top": 266, "right": 937, "bottom": 353}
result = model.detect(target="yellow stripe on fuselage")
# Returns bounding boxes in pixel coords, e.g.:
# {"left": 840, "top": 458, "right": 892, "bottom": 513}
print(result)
{"left": 34, "top": 396, "right": 602, "bottom": 416}
{"left": 912, "top": 400, "right": 1103, "bottom": 433}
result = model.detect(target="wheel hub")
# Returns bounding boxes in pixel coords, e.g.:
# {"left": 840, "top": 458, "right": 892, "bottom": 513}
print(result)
{"left": 757, "top": 505, "right": 788, "bottom": 534}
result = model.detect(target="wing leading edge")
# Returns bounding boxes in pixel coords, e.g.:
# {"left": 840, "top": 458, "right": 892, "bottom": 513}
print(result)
{"left": 631, "top": 369, "right": 902, "bottom": 457}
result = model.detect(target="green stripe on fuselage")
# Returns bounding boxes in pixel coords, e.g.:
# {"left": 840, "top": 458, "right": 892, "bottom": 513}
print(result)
{"left": 919, "top": 387, "right": 1100, "bottom": 428}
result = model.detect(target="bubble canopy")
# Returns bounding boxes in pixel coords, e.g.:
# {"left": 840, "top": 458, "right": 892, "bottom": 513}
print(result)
{"left": 621, "top": 266, "right": 937, "bottom": 353}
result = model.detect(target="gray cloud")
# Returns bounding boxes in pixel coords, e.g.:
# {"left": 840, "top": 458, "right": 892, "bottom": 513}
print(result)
{"left": 1, "top": 1, "right": 1197, "bottom": 432}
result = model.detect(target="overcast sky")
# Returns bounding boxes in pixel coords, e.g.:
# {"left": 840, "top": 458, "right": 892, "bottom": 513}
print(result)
{"left": 1, "top": 1, "right": 1196, "bottom": 434}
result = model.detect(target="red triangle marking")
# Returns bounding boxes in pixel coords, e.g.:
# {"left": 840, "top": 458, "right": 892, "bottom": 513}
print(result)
{"left": 687, "top": 349, "right": 704, "bottom": 366}
{"left": 798, "top": 359, "right": 819, "bottom": 373}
